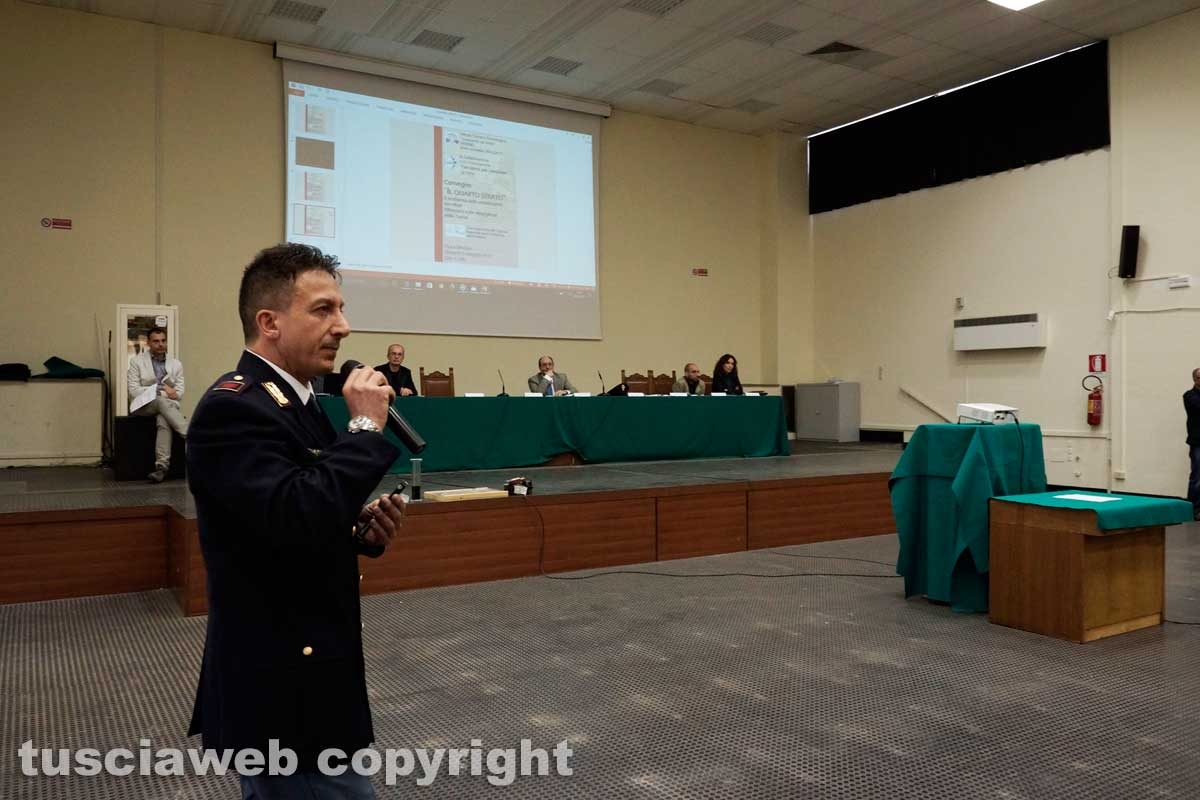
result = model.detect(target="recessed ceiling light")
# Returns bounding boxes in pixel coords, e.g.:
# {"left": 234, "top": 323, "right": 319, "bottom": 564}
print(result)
{"left": 988, "top": 0, "right": 1047, "bottom": 10}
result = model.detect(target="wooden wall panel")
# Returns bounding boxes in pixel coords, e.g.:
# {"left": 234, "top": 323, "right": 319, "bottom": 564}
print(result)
{"left": 748, "top": 474, "right": 894, "bottom": 549}
{"left": 658, "top": 490, "right": 746, "bottom": 561}
{"left": 361, "top": 507, "right": 540, "bottom": 593}
{"left": 1, "top": 471, "right": 896, "bottom": 615}
{"left": 0, "top": 508, "right": 166, "bottom": 604}
{"left": 539, "top": 499, "right": 656, "bottom": 573}
{"left": 167, "top": 511, "right": 207, "bottom": 616}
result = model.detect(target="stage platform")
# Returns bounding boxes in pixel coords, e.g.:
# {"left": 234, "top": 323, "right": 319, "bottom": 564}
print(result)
{"left": 0, "top": 442, "right": 902, "bottom": 615}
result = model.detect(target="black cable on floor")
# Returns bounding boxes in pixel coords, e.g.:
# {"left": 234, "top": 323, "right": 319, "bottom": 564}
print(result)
{"left": 769, "top": 550, "right": 895, "bottom": 568}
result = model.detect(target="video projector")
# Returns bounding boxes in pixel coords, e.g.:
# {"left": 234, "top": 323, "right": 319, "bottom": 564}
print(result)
{"left": 956, "top": 402, "right": 1018, "bottom": 424}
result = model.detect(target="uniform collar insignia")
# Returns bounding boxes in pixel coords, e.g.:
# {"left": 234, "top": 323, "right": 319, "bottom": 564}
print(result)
{"left": 262, "top": 381, "right": 291, "bottom": 407}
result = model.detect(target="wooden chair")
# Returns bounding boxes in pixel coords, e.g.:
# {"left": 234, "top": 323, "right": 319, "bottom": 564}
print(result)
{"left": 650, "top": 370, "right": 677, "bottom": 395}
{"left": 620, "top": 370, "right": 652, "bottom": 394}
{"left": 701, "top": 374, "right": 713, "bottom": 395}
{"left": 419, "top": 367, "right": 455, "bottom": 397}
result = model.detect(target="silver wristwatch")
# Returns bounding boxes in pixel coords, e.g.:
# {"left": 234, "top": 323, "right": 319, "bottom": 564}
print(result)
{"left": 347, "top": 415, "right": 381, "bottom": 434}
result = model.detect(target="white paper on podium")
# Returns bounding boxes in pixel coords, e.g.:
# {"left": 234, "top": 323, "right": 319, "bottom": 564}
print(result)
{"left": 130, "top": 384, "right": 157, "bottom": 413}
{"left": 1053, "top": 493, "right": 1121, "bottom": 503}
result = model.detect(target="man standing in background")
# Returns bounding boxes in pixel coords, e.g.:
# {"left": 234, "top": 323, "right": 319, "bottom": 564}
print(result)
{"left": 375, "top": 343, "right": 418, "bottom": 397}
{"left": 1184, "top": 367, "right": 1200, "bottom": 520}
{"left": 127, "top": 326, "right": 188, "bottom": 483}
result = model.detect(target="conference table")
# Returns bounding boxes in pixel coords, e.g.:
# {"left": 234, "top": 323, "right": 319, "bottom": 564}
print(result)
{"left": 318, "top": 394, "right": 790, "bottom": 473}
{"left": 890, "top": 422, "right": 1047, "bottom": 613}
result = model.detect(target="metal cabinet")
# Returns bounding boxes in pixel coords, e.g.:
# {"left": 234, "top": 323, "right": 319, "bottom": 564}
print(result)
{"left": 794, "top": 382, "right": 860, "bottom": 442}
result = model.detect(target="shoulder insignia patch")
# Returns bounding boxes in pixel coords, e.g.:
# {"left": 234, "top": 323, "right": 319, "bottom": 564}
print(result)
{"left": 262, "top": 381, "right": 291, "bottom": 407}
{"left": 212, "top": 378, "right": 247, "bottom": 394}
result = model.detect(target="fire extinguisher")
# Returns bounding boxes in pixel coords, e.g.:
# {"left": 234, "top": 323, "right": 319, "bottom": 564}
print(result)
{"left": 1083, "top": 375, "right": 1103, "bottom": 426}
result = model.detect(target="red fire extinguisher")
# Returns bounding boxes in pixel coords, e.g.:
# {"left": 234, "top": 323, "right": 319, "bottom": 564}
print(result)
{"left": 1083, "top": 375, "right": 1103, "bottom": 426}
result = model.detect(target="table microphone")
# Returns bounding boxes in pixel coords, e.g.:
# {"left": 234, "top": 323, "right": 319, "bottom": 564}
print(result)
{"left": 598, "top": 370, "right": 606, "bottom": 394}
{"left": 497, "top": 369, "right": 508, "bottom": 397}
{"left": 339, "top": 360, "right": 427, "bottom": 453}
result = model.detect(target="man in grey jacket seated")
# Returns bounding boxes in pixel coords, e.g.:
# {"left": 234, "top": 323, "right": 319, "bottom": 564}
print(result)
{"left": 127, "top": 327, "right": 189, "bottom": 482}
{"left": 528, "top": 355, "right": 577, "bottom": 396}
{"left": 672, "top": 362, "right": 707, "bottom": 395}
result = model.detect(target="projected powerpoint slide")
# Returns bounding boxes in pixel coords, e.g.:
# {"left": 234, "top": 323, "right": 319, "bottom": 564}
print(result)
{"left": 292, "top": 204, "right": 335, "bottom": 238}
{"left": 436, "top": 128, "right": 528, "bottom": 268}
{"left": 284, "top": 79, "right": 599, "bottom": 337}
{"left": 295, "top": 137, "right": 335, "bottom": 170}
{"left": 304, "top": 171, "right": 334, "bottom": 203}
{"left": 304, "top": 104, "right": 334, "bottom": 136}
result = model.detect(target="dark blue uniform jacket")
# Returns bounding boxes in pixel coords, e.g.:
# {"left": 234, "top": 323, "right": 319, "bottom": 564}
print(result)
{"left": 186, "top": 351, "right": 398, "bottom": 768}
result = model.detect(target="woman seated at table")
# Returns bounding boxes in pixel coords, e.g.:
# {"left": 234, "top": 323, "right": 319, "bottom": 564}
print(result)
{"left": 711, "top": 354, "right": 744, "bottom": 395}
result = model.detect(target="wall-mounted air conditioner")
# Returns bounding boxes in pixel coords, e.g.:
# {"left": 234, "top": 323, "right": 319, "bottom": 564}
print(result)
{"left": 953, "top": 313, "right": 1046, "bottom": 351}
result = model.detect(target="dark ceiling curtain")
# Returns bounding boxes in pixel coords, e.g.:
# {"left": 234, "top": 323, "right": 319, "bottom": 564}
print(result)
{"left": 809, "top": 42, "right": 1109, "bottom": 214}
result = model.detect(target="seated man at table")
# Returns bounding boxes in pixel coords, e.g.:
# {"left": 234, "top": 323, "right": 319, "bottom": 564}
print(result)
{"left": 672, "top": 362, "right": 706, "bottom": 396}
{"left": 375, "top": 343, "right": 418, "bottom": 397}
{"left": 528, "top": 355, "right": 577, "bottom": 396}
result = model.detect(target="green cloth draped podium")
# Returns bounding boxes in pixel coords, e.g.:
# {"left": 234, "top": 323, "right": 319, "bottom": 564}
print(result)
{"left": 318, "top": 395, "right": 791, "bottom": 473}
{"left": 992, "top": 491, "right": 1192, "bottom": 530}
{"left": 889, "top": 423, "right": 1047, "bottom": 613}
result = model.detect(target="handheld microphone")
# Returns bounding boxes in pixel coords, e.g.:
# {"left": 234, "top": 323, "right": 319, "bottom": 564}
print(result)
{"left": 339, "top": 360, "right": 427, "bottom": 453}
{"left": 497, "top": 369, "right": 508, "bottom": 397}
{"left": 598, "top": 370, "right": 605, "bottom": 394}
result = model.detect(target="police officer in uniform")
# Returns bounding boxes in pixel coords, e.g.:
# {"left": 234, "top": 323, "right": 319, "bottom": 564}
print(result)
{"left": 187, "top": 243, "right": 403, "bottom": 799}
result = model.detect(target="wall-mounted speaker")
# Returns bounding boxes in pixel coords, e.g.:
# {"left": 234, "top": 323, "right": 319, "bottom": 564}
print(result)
{"left": 1118, "top": 224, "right": 1140, "bottom": 279}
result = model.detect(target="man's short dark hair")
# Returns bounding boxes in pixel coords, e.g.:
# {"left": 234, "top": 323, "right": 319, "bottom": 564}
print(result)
{"left": 239, "top": 243, "right": 340, "bottom": 342}
{"left": 147, "top": 326, "right": 168, "bottom": 340}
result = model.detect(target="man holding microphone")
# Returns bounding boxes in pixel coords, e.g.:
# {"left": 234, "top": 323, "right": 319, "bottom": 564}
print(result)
{"left": 186, "top": 243, "right": 403, "bottom": 798}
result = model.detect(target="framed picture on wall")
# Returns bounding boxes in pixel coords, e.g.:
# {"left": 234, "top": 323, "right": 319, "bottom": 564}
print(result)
{"left": 114, "top": 304, "right": 179, "bottom": 417}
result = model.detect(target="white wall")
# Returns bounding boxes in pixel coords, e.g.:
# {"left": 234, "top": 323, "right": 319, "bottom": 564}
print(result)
{"left": 813, "top": 8, "right": 1200, "bottom": 495}
{"left": 1108, "top": 9, "right": 1200, "bottom": 496}
{"left": 0, "top": 0, "right": 769, "bottom": 440}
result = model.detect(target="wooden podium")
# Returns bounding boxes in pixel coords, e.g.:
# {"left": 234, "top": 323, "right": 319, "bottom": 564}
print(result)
{"left": 988, "top": 500, "right": 1164, "bottom": 642}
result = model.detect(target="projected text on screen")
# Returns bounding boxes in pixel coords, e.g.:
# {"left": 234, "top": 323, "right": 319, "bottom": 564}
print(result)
{"left": 285, "top": 80, "right": 599, "bottom": 339}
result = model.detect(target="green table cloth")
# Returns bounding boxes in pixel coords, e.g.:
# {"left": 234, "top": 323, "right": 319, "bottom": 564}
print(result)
{"left": 992, "top": 491, "right": 1192, "bottom": 530}
{"left": 890, "top": 423, "right": 1047, "bottom": 613}
{"left": 318, "top": 395, "right": 790, "bottom": 473}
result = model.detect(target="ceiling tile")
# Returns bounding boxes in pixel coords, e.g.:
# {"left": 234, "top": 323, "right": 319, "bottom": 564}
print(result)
{"left": 1075, "top": 0, "right": 1200, "bottom": 38}
{"left": 251, "top": 14, "right": 321, "bottom": 45}
{"left": 610, "top": 17, "right": 701, "bottom": 58}
{"left": 870, "top": 42, "right": 961, "bottom": 80}
{"left": 685, "top": 37, "right": 767, "bottom": 72}
{"left": 438, "top": 0, "right": 500, "bottom": 21}
{"left": 318, "top": 0, "right": 392, "bottom": 35}
{"left": 96, "top": 0, "right": 158, "bottom": 23}
{"left": 941, "top": 11, "right": 1052, "bottom": 53}
{"left": 663, "top": 0, "right": 751, "bottom": 30}
{"left": 565, "top": 47, "right": 645, "bottom": 83}
{"left": 571, "top": 8, "right": 655, "bottom": 49}
{"left": 390, "top": 40, "right": 451, "bottom": 70}
{"left": 669, "top": 72, "right": 748, "bottom": 103}
{"left": 840, "top": 0, "right": 931, "bottom": 24}
{"left": 767, "top": 4, "right": 835, "bottom": 31}
{"left": 905, "top": 2, "right": 1009, "bottom": 43}
{"left": 491, "top": 0, "right": 569, "bottom": 28}
{"left": 346, "top": 33, "right": 406, "bottom": 61}
{"left": 984, "top": 30, "right": 1095, "bottom": 66}
{"left": 659, "top": 63, "right": 719, "bottom": 86}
